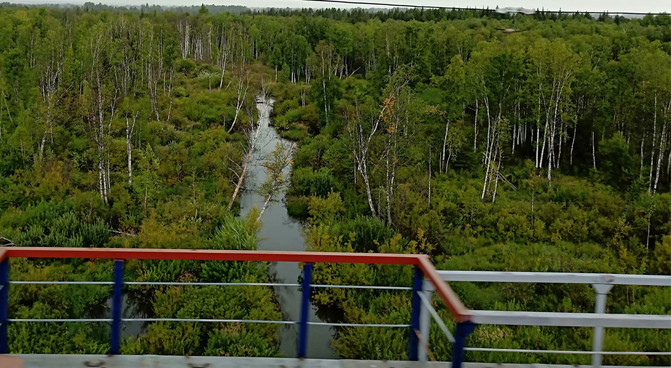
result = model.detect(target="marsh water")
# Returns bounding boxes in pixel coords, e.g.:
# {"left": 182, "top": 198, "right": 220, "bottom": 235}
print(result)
{"left": 239, "top": 96, "right": 335, "bottom": 358}
{"left": 108, "top": 96, "right": 335, "bottom": 357}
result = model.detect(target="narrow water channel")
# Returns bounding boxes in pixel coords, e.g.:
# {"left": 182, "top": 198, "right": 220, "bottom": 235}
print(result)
{"left": 239, "top": 96, "right": 336, "bottom": 359}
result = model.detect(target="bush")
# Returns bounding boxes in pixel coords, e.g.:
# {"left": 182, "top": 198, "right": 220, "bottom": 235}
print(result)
{"left": 286, "top": 195, "right": 310, "bottom": 219}
{"left": 333, "top": 216, "right": 396, "bottom": 253}
{"left": 175, "top": 58, "right": 197, "bottom": 77}
{"left": 280, "top": 124, "right": 308, "bottom": 141}
{"left": 291, "top": 167, "right": 340, "bottom": 197}
{"left": 598, "top": 133, "right": 637, "bottom": 191}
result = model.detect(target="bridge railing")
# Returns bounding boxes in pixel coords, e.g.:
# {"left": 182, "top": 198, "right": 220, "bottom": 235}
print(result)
{"left": 2, "top": 248, "right": 669, "bottom": 367}
{"left": 417, "top": 271, "right": 671, "bottom": 368}
{"left": 0, "top": 247, "right": 473, "bottom": 366}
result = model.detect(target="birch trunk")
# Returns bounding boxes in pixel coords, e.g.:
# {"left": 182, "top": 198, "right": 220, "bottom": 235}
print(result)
{"left": 218, "top": 29, "right": 229, "bottom": 89}
{"left": 592, "top": 130, "right": 597, "bottom": 170}
{"left": 652, "top": 121, "right": 667, "bottom": 194}
{"left": 126, "top": 113, "right": 138, "bottom": 184}
{"left": 492, "top": 148, "right": 502, "bottom": 203}
{"left": 442, "top": 119, "right": 450, "bottom": 174}
{"left": 360, "top": 160, "right": 376, "bottom": 218}
{"left": 473, "top": 99, "right": 478, "bottom": 151}
{"left": 257, "top": 194, "right": 273, "bottom": 223}
{"left": 348, "top": 102, "right": 385, "bottom": 218}
{"left": 229, "top": 73, "right": 249, "bottom": 133}
{"left": 570, "top": 126, "right": 577, "bottom": 166}
{"left": 640, "top": 136, "right": 645, "bottom": 176}
{"left": 649, "top": 95, "right": 658, "bottom": 193}
{"left": 428, "top": 145, "right": 431, "bottom": 208}
{"left": 227, "top": 124, "right": 260, "bottom": 212}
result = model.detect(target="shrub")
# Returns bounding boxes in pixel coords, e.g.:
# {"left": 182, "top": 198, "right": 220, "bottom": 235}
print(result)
{"left": 291, "top": 167, "right": 340, "bottom": 197}
{"left": 286, "top": 195, "right": 310, "bottom": 219}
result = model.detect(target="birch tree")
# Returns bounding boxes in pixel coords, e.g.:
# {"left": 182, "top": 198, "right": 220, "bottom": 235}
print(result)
{"left": 528, "top": 39, "right": 578, "bottom": 185}
{"left": 125, "top": 110, "right": 139, "bottom": 184}
{"left": 469, "top": 45, "right": 521, "bottom": 200}
{"left": 345, "top": 100, "right": 381, "bottom": 218}
{"left": 83, "top": 25, "right": 118, "bottom": 204}
{"left": 630, "top": 48, "right": 671, "bottom": 194}
{"left": 177, "top": 17, "right": 190, "bottom": 59}
{"left": 228, "top": 62, "right": 249, "bottom": 133}
{"left": 379, "top": 67, "right": 412, "bottom": 224}
{"left": 36, "top": 28, "right": 66, "bottom": 162}
{"left": 257, "top": 142, "right": 295, "bottom": 222}
{"left": 228, "top": 102, "right": 261, "bottom": 212}
{"left": 438, "top": 54, "right": 472, "bottom": 173}
{"left": 217, "top": 25, "right": 232, "bottom": 89}
{"left": 309, "top": 41, "right": 341, "bottom": 126}
{"left": 146, "top": 28, "right": 165, "bottom": 122}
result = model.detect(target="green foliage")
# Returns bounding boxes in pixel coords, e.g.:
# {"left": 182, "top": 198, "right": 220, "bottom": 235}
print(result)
{"left": 176, "top": 58, "right": 197, "bottom": 77}
{"left": 0, "top": 5, "right": 669, "bottom": 362}
{"left": 598, "top": 133, "right": 638, "bottom": 191}
{"left": 291, "top": 168, "right": 340, "bottom": 197}
{"left": 0, "top": 200, "right": 110, "bottom": 247}
{"left": 125, "top": 284, "right": 281, "bottom": 356}
{"left": 286, "top": 195, "right": 310, "bottom": 219}
{"left": 204, "top": 328, "right": 278, "bottom": 356}
{"left": 308, "top": 191, "right": 345, "bottom": 222}
{"left": 331, "top": 216, "right": 397, "bottom": 253}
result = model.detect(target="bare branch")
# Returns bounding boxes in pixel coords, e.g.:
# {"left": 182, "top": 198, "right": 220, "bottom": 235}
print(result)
{"left": 0, "top": 235, "right": 16, "bottom": 246}
{"left": 110, "top": 229, "right": 136, "bottom": 237}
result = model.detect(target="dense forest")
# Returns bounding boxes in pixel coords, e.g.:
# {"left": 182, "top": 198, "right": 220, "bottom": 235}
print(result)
{"left": 0, "top": 4, "right": 669, "bottom": 364}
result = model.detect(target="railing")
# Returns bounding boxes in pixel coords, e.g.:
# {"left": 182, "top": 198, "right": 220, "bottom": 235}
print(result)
{"left": 0, "top": 247, "right": 472, "bottom": 366}
{"left": 417, "top": 271, "right": 671, "bottom": 367}
{"left": 1, "top": 248, "right": 669, "bottom": 367}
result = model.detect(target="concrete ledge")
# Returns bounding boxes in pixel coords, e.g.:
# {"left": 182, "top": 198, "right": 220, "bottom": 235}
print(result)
{"left": 10, "top": 355, "right": 669, "bottom": 368}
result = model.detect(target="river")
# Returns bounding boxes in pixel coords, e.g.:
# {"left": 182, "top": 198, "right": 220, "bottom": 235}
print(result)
{"left": 239, "top": 96, "right": 335, "bottom": 359}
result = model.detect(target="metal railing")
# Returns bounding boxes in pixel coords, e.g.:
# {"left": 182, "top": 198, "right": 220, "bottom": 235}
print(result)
{"left": 417, "top": 271, "right": 671, "bottom": 367}
{"left": 1, "top": 248, "right": 669, "bottom": 367}
{"left": 0, "top": 247, "right": 471, "bottom": 366}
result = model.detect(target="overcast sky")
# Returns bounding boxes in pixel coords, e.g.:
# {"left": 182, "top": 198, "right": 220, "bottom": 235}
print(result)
{"left": 11, "top": 0, "right": 671, "bottom": 13}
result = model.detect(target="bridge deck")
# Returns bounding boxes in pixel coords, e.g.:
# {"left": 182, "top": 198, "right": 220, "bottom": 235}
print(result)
{"left": 9, "top": 356, "right": 667, "bottom": 368}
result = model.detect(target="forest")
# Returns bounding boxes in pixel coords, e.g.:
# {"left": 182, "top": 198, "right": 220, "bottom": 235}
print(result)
{"left": 0, "top": 3, "right": 669, "bottom": 364}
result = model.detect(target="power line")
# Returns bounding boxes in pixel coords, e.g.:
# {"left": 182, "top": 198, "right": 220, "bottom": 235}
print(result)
{"left": 302, "top": 0, "right": 670, "bottom": 16}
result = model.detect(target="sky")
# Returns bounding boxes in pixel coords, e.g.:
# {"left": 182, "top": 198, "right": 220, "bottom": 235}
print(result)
{"left": 11, "top": 0, "right": 671, "bottom": 14}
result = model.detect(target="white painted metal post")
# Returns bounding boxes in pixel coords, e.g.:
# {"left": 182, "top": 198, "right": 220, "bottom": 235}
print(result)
{"left": 592, "top": 282, "right": 614, "bottom": 368}
{"left": 419, "top": 279, "right": 434, "bottom": 362}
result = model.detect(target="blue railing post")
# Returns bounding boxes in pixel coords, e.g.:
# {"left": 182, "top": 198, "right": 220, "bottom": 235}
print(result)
{"left": 0, "top": 257, "right": 9, "bottom": 353}
{"left": 110, "top": 259, "right": 123, "bottom": 355}
{"left": 408, "top": 265, "right": 423, "bottom": 361}
{"left": 297, "top": 262, "right": 313, "bottom": 359}
{"left": 451, "top": 321, "right": 476, "bottom": 368}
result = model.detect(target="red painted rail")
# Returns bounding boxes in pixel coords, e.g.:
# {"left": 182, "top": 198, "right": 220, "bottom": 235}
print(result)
{"left": 0, "top": 247, "right": 471, "bottom": 322}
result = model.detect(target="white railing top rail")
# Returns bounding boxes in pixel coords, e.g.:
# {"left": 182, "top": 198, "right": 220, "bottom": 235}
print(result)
{"left": 470, "top": 310, "right": 671, "bottom": 328}
{"left": 437, "top": 271, "right": 671, "bottom": 286}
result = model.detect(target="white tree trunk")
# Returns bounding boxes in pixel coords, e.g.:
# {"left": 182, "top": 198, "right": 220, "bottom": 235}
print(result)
{"left": 126, "top": 113, "right": 137, "bottom": 185}
{"left": 228, "top": 74, "right": 249, "bottom": 133}
{"left": 473, "top": 99, "right": 478, "bottom": 151}
{"left": 359, "top": 161, "right": 377, "bottom": 218}
{"left": 428, "top": 145, "right": 432, "bottom": 208}
{"left": 256, "top": 195, "right": 273, "bottom": 223}
{"left": 649, "top": 95, "right": 658, "bottom": 193}
{"left": 228, "top": 125, "right": 260, "bottom": 212}
{"left": 442, "top": 119, "right": 450, "bottom": 174}
{"left": 652, "top": 122, "right": 667, "bottom": 194}
{"left": 640, "top": 136, "right": 645, "bottom": 175}
{"left": 570, "top": 126, "right": 577, "bottom": 166}
{"left": 592, "top": 129, "right": 597, "bottom": 170}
